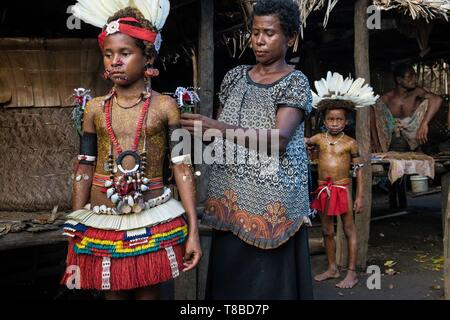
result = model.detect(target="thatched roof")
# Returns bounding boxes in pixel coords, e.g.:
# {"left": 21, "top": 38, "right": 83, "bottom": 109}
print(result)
{"left": 295, "top": 0, "right": 450, "bottom": 26}
{"left": 295, "top": 0, "right": 339, "bottom": 27}
{"left": 374, "top": 0, "right": 450, "bottom": 22}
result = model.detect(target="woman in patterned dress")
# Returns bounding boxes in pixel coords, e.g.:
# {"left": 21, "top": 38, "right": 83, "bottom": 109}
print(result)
{"left": 181, "top": 0, "right": 313, "bottom": 299}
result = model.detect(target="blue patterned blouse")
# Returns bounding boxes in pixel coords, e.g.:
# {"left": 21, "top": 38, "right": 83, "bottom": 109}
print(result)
{"left": 202, "top": 65, "right": 313, "bottom": 249}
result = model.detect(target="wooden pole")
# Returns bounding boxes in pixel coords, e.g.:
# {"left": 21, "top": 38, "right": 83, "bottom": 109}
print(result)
{"left": 441, "top": 173, "right": 450, "bottom": 233}
{"left": 198, "top": 0, "right": 214, "bottom": 117}
{"left": 191, "top": 48, "right": 199, "bottom": 113}
{"left": 354, "top": 0, "right": 372, "bottom": 270}
{"left": 174, "top": 0, "right": 214, "bottom": 299}
{"left": 196, "top": 0, "right": 214, "bottom": 205}
{"left": 445, "top": 197, "right": 450, "bottom": 300}
{"left": 337, "top": 0, "right": 372, "bottom": 270}
{"left": 442, "top": 172, "right": 450, "bottom": 299}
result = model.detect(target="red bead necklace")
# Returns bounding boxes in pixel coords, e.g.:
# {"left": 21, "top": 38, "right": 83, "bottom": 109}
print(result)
{"left": 104, "top": 92, "right": 151, "bottom": 154}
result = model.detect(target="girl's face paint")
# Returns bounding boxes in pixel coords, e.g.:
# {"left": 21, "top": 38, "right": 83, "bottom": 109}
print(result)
{"left": 102, "top": 33, "right": 150, "bottom": 86}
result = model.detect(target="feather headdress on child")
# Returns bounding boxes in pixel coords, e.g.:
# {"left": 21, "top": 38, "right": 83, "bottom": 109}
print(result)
{"left": 70, "top": 0, "right": 170, "bottom": 52}
{"left": 311, "top": 71, "right": 379, "bottom": 112}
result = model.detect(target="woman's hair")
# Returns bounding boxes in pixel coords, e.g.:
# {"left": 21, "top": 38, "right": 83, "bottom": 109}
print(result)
{"left": 106, "top": 7, "right": 157, "bottom": 58}
{"left": 250, "top": 0, "right": 301, "bottom": 37}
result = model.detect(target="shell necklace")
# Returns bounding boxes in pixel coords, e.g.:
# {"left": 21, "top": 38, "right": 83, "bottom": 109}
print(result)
{"left": 325, "top": 131, "right": 345, "bottom": 145}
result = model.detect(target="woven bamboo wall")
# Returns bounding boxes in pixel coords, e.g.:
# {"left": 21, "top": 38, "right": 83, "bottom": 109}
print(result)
{"left": 0, "top": 38, "right": 108, "bottom": 211}
{"left": 0, "top": 108, "right": 77, "bottom": 211}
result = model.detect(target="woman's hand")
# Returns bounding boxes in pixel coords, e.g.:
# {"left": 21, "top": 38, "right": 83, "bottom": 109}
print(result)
{"left": 180, "top": 113, "right": 226, "bottom": 136}
{"left": 182, "top": 232, "right": 203, "bottom": 272}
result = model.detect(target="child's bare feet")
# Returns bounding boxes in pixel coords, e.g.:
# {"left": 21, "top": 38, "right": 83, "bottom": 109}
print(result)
{"left": 314, "top": 269, "right": 340, "bottom": 282}
{"left": 336, "top": 270, "right": 358, "bottom": 289}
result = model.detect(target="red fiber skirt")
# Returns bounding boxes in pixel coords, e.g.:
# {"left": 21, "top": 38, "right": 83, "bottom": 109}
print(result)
{"left": 61, "top": 216, "right": 187, "bottom": 291}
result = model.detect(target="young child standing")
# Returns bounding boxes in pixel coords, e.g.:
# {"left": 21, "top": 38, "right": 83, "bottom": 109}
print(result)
{"left": 306, "top": 72, "right": 378, "bottom": 289}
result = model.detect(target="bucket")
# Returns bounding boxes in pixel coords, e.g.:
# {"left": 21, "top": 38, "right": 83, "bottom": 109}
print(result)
{"left": 410, "top": 175, "right": 428, "bottom": 193}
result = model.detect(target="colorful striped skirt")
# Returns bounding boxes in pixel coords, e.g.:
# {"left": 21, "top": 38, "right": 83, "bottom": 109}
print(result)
{"left": 61, "top": 198, "right": 188, "bottom": 291}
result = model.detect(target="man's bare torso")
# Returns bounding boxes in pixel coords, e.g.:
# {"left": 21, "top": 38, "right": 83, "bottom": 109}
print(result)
{"left": 382, "top": 87, "right": 425, "bottom": 119}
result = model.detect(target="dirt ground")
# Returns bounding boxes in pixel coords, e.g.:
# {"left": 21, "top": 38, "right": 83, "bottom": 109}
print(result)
{"left": 311, "top": 191, "right": 445, "bottom": 300}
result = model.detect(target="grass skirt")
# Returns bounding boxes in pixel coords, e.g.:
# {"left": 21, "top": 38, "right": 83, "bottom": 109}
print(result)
{"left": 61, "top": 216, "right": 187, "bottom": 291}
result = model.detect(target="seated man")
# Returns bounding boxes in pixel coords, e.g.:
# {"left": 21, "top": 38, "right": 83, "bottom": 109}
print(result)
{"left": 375, "top": 63, "right": 442, "bottom": 152}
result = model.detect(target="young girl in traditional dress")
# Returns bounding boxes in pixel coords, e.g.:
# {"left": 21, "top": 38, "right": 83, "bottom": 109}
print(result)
{"left": 61, "top": 0, "right": 201, "bottom": 300}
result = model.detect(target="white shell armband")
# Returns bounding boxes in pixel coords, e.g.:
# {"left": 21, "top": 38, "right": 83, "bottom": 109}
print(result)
{"left": 171, "top": 154, "right": 192, "bottom": 165}
{"left": 171, "top": 154, "right": 201, "bottom": 182}
{"left": 352, "top": 163, "right": 365, "bottom": 177}
{"left": 78, "top": 155, "right": 96, "bottom": 162}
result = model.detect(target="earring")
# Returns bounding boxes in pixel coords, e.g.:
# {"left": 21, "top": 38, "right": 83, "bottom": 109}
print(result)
{"left": 144, "top": 64, "right": 159, "bottom": 78}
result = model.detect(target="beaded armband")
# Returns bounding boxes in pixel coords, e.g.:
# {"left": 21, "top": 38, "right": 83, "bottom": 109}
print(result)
{"left": 79, "top": 132, "right": 97, "bottom": 165}
{"left": 74, "top": 133, "right": 97, "bottom": 180}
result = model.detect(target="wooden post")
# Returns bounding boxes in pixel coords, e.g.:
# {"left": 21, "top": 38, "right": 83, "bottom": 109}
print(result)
{"left": 354, "top": 0, "right": 372, "bottom": 270}
{"left": 441, "top": 172, "right": 450, "bottom": 232}
{"left": 196, "top": 0, "right": 214, "bottom": 205}
{"left": 442, "top": 172, "right": 450, "bottom": 300}
{"left": 337, "top": 0, "right": 372, "bottom": 270}
{"left": 444, "top": 183, "right": 450, "bottom": 300}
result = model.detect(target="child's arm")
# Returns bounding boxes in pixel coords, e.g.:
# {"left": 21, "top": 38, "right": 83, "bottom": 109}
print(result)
{"left": 166, "top": 97, "right": 202, "bottom": 272}
{"left": 350, "top": 139, "right": 364, "bottom": 214}
{"left": 304, "top": 133, "right": 320, "bottom": 146}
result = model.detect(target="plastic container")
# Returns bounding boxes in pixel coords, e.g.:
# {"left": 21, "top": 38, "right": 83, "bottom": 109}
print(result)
{"left": 410, "top": 175, "right": 429, "bottom": 193}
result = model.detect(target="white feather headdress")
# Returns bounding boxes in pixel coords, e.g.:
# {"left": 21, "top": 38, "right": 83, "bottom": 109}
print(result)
{"left": 311, "top": 71, "right": 379, "bottom": 110}
{"left": 71, "top": 0, "right": 170, "bottom": 31}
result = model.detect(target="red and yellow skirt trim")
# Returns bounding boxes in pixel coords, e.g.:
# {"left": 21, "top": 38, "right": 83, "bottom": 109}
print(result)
{"left": 61, "top": 216, "right": 187, "bottom": 291}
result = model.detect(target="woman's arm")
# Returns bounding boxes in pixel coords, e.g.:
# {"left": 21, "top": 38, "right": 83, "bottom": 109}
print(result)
{"left": 180, "top": 106, "right": 304, "bottom": 153}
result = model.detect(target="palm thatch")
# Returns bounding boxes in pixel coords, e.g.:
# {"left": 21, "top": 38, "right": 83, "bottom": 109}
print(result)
{"left": 294, "top": 0, "right": 449, "bottom": 27}
{"left": 374, "top": 0, "right": 450, "bottom": 22}
{"left": 294, "top": 0, "right": 339, "bottom": 27}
